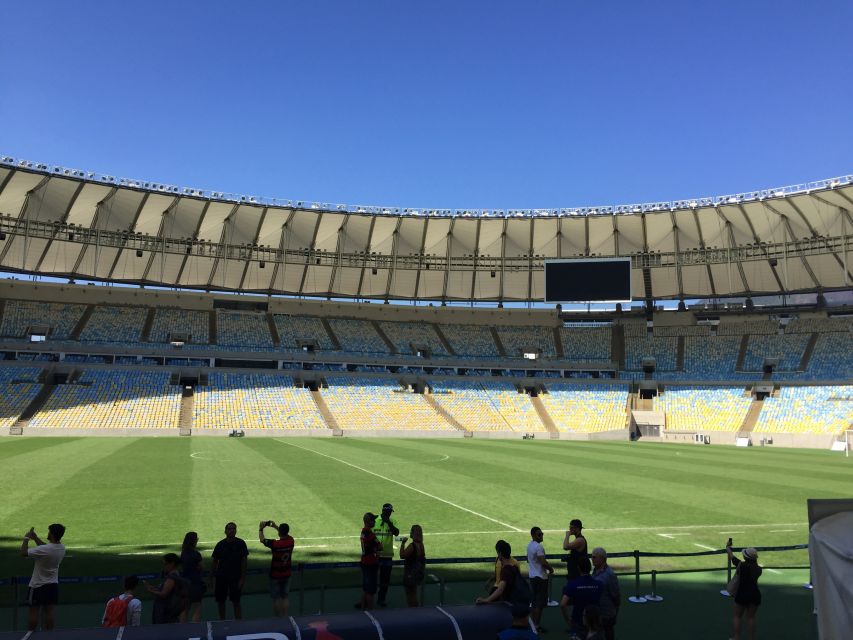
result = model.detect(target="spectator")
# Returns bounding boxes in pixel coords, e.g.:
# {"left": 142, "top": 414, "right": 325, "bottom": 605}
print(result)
{"left": 488, "top": 542, "right": 520, "bottom": 595}
{"left": 726, "top": 541, "right": 762, "bottom": 640}
{"left": 211, "top": 522, "right": 249, "bottom": 620}
{"left": 497, "top": 602, "right": 539, "bottom": 640}
{"left": 146, "top": 553, "right": 184, "bottom": 624}
{"left": 476, "top": 540, "right": 518, "bottom": 604}
{"left": 180, "top": 531, "right": 205, "bottom": 623}
{"left": 526, "top": 526, "right": 554, "bottom": 633}
{"left": 20, "top": 523, "right": 66, "bottom": 631}
{"left": 399, "top": 524, "right": 426, "bottom": 607}
{"left": 560, "top": 557, "right": 602, "bottom": 638}
{"left": 102, "top": 576, "right": 142, "bottom": 628}
{"left": 373, "top": 502, "right": 400, "bottom": 607}
{"left": 259, "top": 520, "right": 295, "bottom": 616}
{"left": 359, "top": 512, "right": 382, "bottom": 611}
{"left": 590, "top": 547, "right": 620, "bottom": 640}
{"left": 563, "top": 518, "right": 588, "bottom": 580}
{"left": 583, "top": 604, "right": 604, "bottom": 640}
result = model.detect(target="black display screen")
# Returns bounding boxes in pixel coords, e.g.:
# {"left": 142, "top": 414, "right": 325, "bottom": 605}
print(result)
{"left": 544, "top": 259, "right": 632, "bottom": 302}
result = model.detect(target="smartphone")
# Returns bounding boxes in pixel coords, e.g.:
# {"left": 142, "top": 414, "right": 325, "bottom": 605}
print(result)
{"left": 727, "top": 537, "right": 733, "bottom": 547}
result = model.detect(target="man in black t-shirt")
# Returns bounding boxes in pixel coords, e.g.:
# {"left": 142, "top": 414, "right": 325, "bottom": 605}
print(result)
{"left": 210, "top": 522, "right": 249, "bottom": 620}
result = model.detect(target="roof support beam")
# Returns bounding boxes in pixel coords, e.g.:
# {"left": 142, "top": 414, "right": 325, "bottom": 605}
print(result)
{"left": 735, "top": 204, "right": 785, "bottom": 294}
{"left": 237, "top": 207, "right": 269, "bottom": 291}
{"left": 327, "top": 215, "right": 349, "bottom": 295}
{"left": 668, "top": 212, "right": 684, "bottom": 299}
{"left": 783, "top": 199, "right": 853, "bottom": 284}
{"left": 173, "top": 200, "right": 211, "bottom": 286}
{"left": 68, "top": 187, "right": 119, "bottom": 276}
{"left": 499, "top": 219, "right": 508, "bottom": 302}
{"left": 356, "top": 215, "right": 377, "bottom": 298}
{"left": 412, "top": 219, "right": 430, "bottom": 299}
{"left": 105, "top": 192, "right": 151, "bottom": 281}
{"left": 441, "top": 219, "right": 455, "bottom": 302}
{"left": 267, "top": 210, "right": 296, "bottom": 293}
{"left": 714, "top": 206, "right": 749, "bottom": 295}
{"left": 298, "top": 213, "right": 324, "bottom": 296}
{"left": 205, "top": 204, "right": 240, "bottom": 290}
{"left": 141, "top": 198, "right": 181, "bottom": 283}
{"left": 469, "top": 219, "right": 482, "bottom": 301}
{"left": 0, "top": 175, "right": 51, "bottom": 266}
{"left": 527, "top": 219, "right": 535, "bottom": 302}
{"left": 384, "top": 217, "right": 402, "bottom": 301}
{"left": 690, "top": 210, "right": 717, "bottom": 297}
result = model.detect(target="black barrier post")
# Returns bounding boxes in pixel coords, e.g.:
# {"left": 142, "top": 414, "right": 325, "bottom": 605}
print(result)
{"left": 11, "top": 576, "right": 18, "bottom": 631}
{"left": 720, "top": 549, "right": 734, "bottom": 597}
{"left": 627, "top": 550, "right": 647, "bottom": 603}
{"left": 297, "top": 563, "right": 305, "bottom": 615}
{"left": 645, "top": 569, "right": 664, "bottom": 602}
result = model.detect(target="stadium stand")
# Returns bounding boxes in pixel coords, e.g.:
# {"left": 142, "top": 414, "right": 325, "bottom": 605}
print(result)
{"left": 538, "top": 383, "right": 628, "bottom": 432}
{"left": 29, "top": 370, "right": 181, "bottom": 429}
{"left": 558, "top": 326, "right": 611, "bottom": 361}
{"left": 679, "top": 336, "right": 744, "bottom": 380}
{"left": 0, "top": 366, "right": 43, "bottom": 430}
{"left": 379, "top": 321, "right": 449, "bottom": 356}
{"left": 437, "top": 324, "right": 501, "bottom": 358}
{"left": 784, "top": 317, "right": 852, "bottom": 333}
{"left": 802, "top": 333, "right": 853, "bottom": 380}
{"left": 79, "top": 306, "right": 146, "bottom": 343}
{"left": 148, "top": 308, "right": 210, "bottom": 344}
{"left": 326, "top": 319, "right": 390, "bottom": 355}
{"left": 0, "top": 300, "right": 86, "bottom": 340}
{"left": 321, "top": 377, "right": 452, "bottom": 430}
{"left": 717, "top": 319, "right": 778, "bottom": 335}
{"left": 273, "top": 315, "right": 335, "bottom": 351}
{"left": 742, "top": 334, "right": 810, "bottom": 371}
{"left": 625, "top": 336, "right": 678, "bottom": 370}
{"left": 429, "top": 380, "right": 524, "bottom": 431}
{"left": 656, "top": 386, "right": 753, "bottom": 432}
{"left": 495, "top": 325, "right": 557, "bottom": 358}
{"left": 754, "top": 385, "right": 853, "bottom": 434}
{"left": 193, "top": 372, "right": 325, "bottom": 430}
{"left": 653, "top": 325, "right": 711, "bottom": 337}
{"left": 216, "top": 310, "right": 274, "bottom": 348}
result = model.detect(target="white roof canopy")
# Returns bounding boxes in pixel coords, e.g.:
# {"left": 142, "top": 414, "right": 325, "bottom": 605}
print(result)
{"left": 0, "top": 160, "right": 850, "bottom": 301}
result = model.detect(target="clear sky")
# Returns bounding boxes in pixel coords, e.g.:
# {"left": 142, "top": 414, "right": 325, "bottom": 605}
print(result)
{"left": 2, "top": 1, "right": 851, "bottom": 211}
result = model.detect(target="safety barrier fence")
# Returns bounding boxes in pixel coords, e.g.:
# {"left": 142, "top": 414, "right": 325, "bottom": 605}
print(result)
{"left": 1, "top": 544, "right": 809, "bottom": 632}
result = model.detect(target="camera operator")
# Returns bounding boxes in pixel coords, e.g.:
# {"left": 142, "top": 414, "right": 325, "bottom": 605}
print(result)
{"left": 259, "top": 520, "right": 295, "bottom": 617}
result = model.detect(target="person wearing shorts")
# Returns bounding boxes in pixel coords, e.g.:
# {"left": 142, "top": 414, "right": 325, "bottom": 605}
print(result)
{"left": 359, "top": 512, "right": 382, "bottom": 611}
{"left": 20, "top": 524, "right": 66, "bottom": 631}
{"left": 211, "top": 522, "right": 248, "bottom": 620}
{"left": 259, "top": 520, "right": 295, "bottom": 617}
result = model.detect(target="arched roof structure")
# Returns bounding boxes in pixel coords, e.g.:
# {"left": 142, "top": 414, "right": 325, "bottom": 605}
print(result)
{"left": 0, "top": 157, "right": 850, "bottom": 302}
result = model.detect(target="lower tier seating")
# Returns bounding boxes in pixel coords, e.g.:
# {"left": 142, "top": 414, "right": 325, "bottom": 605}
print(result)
{"left": 754, "top": 386, "right": 852, "bottom": 434}
{"left": 656, "top": 386, "right": 752, "bottom": 432}
{"left": 538, "top": 383, "right": 628, "bottom": 432}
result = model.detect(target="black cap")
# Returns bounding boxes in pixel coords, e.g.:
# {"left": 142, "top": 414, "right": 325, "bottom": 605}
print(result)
{"left": 364, "top": 512, "right": 378, "bottom": 522}
{"left": 382, "top": 503, "right": 394, "bottom": 512}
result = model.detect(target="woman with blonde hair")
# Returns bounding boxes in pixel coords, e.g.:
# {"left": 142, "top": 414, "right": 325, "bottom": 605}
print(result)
{"left": 399, "top": 524, "right": 426, "bottom": 607}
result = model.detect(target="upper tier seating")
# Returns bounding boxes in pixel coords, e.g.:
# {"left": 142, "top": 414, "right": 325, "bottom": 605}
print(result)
{"left": 438, "top": 324, "right": 501, "bottom": 358}
{"left": 754, "top": 385, "right": 852, "bottom": 434}
{"left": 559, "top": 327, "right": 611, "bottom": 361}
{"left": 801, "top": 333, "right": 853, "bottom": 380}
{"left": 717, "top": 320, "right": 778, "bottom": 335}
{"left": 657, "top": 386, "right": 752, "bottom": 432}
{"left": 625, "top": 336, "right": 678, "bottom": 370}
{"left": 0, "top": 300, "right": 86, "bottom": 339}
{"left": 149, "top": 308, "right": 210, "bottom": 344}
{"left": 539, "top": 383, "right": 628, "bottom": 432}
{"left": 619, "top": 321, "right": 648, "bottom": 337}
{"left": 495, "top": 326, "right": 557, "bottom": 358}
{"left": 322, "top": 376, "right": 451, "bottom": 430}
{"left": 742, "top": 334, "right": 809, "bottom": 371}
{"left": 216, "top": 310, "right": 274, "bottom": 348}
{"left": 679, "top": 336, "right": 745, "bottom": 380}
{"left": 379, "top": 322, "right": 448, "bottom": 356}
{"left": 785, "top": 317, "right": 852, "bottom": 334}
{"left": 274, "top": 315, "right": 335, "bottom": 351}
{"left": 327, "top": 319, "right": 390, "bottom": 355}
{"left": 653, "top": 325, "right": 711, "bottom": 337}
{"left": 193, "top": 372, "right": 325, "bottom": 430}
{"left": 79, "top": 306, "right": 146, "bottom": 342}
{"left": 0, "top": 366, "right": 43, "bottom": 430}
{"left": 29, "top": 370, "right": 181, "bottom": 429}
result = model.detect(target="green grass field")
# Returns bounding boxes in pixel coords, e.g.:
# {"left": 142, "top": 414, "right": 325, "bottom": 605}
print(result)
{"left": 3, "top": 436, "right": 849, "bottom": 636}
{"left": 3, "top": 437, "right": 850, "bottom": 572}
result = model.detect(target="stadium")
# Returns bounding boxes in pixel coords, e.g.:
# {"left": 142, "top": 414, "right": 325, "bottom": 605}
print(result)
{"left": 1, "top": 154, "right": 851, "bottom": 638}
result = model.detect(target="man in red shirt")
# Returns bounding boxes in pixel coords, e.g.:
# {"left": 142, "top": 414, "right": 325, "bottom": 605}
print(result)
{"left": 359, "top": 512, "right": 382, "bottom": 611}
{"left": 259, "top": 520, "right": 295, "bottom": 617}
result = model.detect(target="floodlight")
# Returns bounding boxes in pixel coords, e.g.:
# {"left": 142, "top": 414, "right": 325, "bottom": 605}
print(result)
{"left": 136, "top": 250, "right": 143, "bottom": 257}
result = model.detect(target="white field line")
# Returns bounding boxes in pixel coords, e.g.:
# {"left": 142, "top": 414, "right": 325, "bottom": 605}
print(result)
{"left": 657, "top": 533, "right": 691, "bottom": 539}
{"left": 67, "top": 522, "right": 807, "bottom": 551}
{"left": 276, "top": 439, "right": 522, "bottom": 532}
{"left": 694, "top": 543, "right": 717, "bottom": 550}
{"left": 719, "top": 531, "right": 745, "bottom": 535}
{"left": 766, "top": 568, "right": 783, "bottom": 574}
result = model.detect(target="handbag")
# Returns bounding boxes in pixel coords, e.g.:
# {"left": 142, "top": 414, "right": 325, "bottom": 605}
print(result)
{"left": 726, "top": 564, "right": 741, "bottom": 597}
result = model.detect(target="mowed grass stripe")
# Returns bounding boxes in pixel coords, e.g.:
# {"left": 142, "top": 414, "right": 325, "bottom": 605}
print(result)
{"left": 275, "top": 438, "right": 523, "bottom": 531}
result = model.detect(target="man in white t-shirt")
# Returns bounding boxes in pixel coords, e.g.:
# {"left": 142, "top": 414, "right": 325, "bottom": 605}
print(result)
{"left": 20, "top": 523, "right": 66, "bottom": 631}
{"left": 526, "top": 526, "right": 554, "bottom": 633}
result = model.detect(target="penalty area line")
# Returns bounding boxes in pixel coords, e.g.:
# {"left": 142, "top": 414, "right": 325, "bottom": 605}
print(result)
{"left": 275, "top": 439, "right": 522, "bottom": 532}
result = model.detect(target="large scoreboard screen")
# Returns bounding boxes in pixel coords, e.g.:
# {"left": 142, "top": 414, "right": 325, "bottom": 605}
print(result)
{"left": 544, "top": 258, "right": 632, "bottom": 303}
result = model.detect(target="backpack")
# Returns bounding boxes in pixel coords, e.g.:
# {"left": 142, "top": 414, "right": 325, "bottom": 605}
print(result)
{"left": 102, "top": 594, "right": 130, "bottom": 628}
{"left": 507, "top": 567, "right": 533, "bottom": 606}
{"left": 166, "top": 572, "right": 191, "bottom": 619}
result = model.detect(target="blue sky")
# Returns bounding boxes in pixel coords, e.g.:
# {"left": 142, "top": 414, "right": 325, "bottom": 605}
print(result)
{"left": 2, "top": 1, "right": 851, "bottom": 211}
